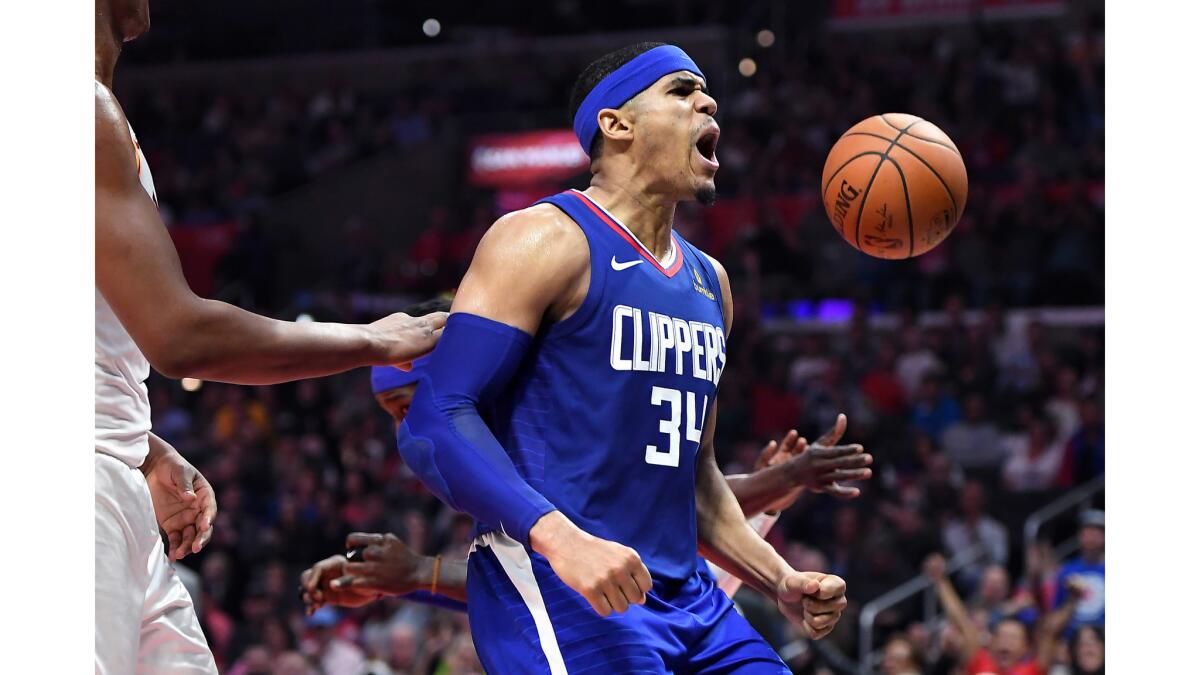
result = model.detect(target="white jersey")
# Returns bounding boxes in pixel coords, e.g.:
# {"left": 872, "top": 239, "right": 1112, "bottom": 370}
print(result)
{"left": 95, "top": 123, "right": 157, "bottom": 467}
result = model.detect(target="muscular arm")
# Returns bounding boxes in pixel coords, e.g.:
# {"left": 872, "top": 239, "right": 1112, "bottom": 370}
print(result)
{"left": 95, "top": 84, "right": 440, "bottom": 384}
{"left": 400, "top": 205, "right": 588, "bottom": 542}
{"left": 399, "top": 206, "right": 650, "bottom": 616}
{"left": 693, "top": 260, "right": 793, "bottom": 597}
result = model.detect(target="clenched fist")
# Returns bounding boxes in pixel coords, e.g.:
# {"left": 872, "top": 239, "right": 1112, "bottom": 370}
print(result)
{"left": 776, "top": 571, "right": 848, "bottom": 640}
{"left": 530, "top": 512, "right": 653, "bottom": 617}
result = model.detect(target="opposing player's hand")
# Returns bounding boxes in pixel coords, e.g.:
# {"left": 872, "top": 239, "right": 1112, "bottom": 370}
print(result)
{"left": 775, "top": 571, "right": 848, "bottom": 640}
{"left": 368, "top": 311, "right": 448, "bottom": 367}
{"left": 752, "top": 430, "right": 809, "bottom": 513}
{"left": 142, "top": 448, "right": 218, "bottom": 561}
{"left": 327, "top": 533, "right": 429, "bottom": 598}
{"left": 299, "top": 554, "right": 378, "bottom": 613}
{"left": 780, "top": 414, "right": 872, "bottom": 501}
{"left": 530, "top": 512, "right": 652, "bottom": 617}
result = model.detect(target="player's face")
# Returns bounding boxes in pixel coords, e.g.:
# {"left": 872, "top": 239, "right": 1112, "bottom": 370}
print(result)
{"left": 107, "top": 0, "right": 151, "bottom": 42}
{"left": 628, "top": 71, "right": 720, "bottom": 205}
{"left": 375, "top": 384, "right": 417, "bottom": 424}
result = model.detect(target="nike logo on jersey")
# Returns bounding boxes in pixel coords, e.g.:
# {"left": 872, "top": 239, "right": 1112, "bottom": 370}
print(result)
{"left": 611, "top": 257, "right": 644, "bottom": 271}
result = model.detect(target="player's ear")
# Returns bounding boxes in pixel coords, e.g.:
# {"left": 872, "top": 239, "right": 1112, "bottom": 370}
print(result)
{"left": 596, "top": 108, "right": 634, "bottom": 146}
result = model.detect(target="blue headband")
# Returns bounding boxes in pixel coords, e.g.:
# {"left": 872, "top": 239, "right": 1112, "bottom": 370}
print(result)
{"left": 370, "top": 358, "right": 428, "bottom": 394}
{"left": 572, "top": 45, "right": 705, "bottom": 154}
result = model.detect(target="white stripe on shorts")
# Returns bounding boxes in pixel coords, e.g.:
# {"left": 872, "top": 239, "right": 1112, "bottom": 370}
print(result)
{"left": 474, "top": 532, "right": 569, "bottom": 675}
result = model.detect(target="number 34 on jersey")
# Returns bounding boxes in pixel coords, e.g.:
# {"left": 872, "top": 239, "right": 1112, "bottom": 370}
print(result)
{"left": 608, "top": 304, "right": 725, "bottom": 468}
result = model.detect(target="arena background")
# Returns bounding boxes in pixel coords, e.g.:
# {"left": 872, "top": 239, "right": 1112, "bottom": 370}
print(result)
{"left": 110, "top": 1, "right": 1105, "bottom": 672}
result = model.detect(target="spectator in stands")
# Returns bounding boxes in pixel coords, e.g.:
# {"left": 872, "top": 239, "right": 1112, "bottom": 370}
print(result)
{"left": 943, "top": 481, "right": 1009, "bottom": 590}
{"left": 973, "top": 564, "right": 1018, "bottom": 626}
{"left": 860, "top": 341, "right": 907, "bottom": 418}
{"left": 305, "top": 607, "right": 364, "bottom": 675}
{"left": 924, "top": 553, "right": 1085, "bottom": 675}
{"left": 1045, "top": 367, "right": 1083, "bottom": 442}
{"left": 911, "top": 374, "right": 962, "bottom": 440}
{"left": 1061, "top": 625, "right": 1104, "bottom": 675}
{"left": 1003, "top": 414, "right": 1066, "bottom": 493}
{"left": 880, "top": 634, "right": 924, "bottom": 675}
{"left": 941, "top": 391, "right": 1006, "bottom": 478}
{"left": 1057, "top": 397, "right": 1104, "bottom": 487}
{"left": 1054, "top": 510, "right": 1105, "bottom": 630}
{"left": 896, "top": 326, "right": 944, "bottom": 399}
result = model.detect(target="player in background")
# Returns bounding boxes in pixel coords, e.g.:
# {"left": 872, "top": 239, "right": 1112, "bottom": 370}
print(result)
{"left": 299, "top": 357, "right": 869, "bottom": 610}
{"left": 398, "top": 42, "right": 855, "bottom": 672}
{"left": 95, "top": 2, "right": 444, "bottom": 672}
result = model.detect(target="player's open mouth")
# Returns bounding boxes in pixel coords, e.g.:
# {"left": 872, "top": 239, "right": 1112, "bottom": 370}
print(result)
{"left": 695, "top": 126, "right": 720, "bottom": 170}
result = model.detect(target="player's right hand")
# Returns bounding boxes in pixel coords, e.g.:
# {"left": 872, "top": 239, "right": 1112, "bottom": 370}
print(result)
{"left": 368, "top": 311, "right": 448, "bottom": 367}
{"left": 530, "top": 512, "right": 652, "bottom": 617}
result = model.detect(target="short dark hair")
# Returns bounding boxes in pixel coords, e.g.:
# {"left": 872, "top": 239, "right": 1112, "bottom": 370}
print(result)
{"left": 568, "top": 42, "right": 665, "bottom": 159}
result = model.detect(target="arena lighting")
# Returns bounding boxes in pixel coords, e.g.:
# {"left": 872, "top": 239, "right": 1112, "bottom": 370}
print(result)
{"left": 756, "top": 29, "right": 775, "bottom": 48}
{"left": 181, "top": 378, "right": 203, "bottom": 392}
{"left": 422, "top": 18, "right": 441, "bottom": 38}
{"left": 738, "top": 58, "right": 757, "bottom": 77}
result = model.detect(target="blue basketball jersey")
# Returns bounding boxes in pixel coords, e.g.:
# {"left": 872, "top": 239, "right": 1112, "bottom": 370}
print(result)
{"left": 478, "top": 189, "right": 727, "bottom": 582}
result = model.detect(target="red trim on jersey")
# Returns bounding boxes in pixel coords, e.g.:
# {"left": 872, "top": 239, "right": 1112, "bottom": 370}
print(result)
{"left": 568, "top": 191, "right": 684, "bottom": 278}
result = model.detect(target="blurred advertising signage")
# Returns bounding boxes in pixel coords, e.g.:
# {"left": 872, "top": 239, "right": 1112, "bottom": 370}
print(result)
{"left": 829, "top": 0, "right": 1065, "bottom": 30}
{"left": 468, "top": 130, "right": 589, "bottom": 188}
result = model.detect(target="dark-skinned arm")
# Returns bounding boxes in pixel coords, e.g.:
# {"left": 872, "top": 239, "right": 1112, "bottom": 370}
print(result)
{"left": 95, "top": 83, "right": 443, "bottom": 384}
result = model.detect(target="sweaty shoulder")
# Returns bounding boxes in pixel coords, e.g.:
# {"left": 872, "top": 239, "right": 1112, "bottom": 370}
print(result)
{"left": 95, "top": 82, "right": 137, "bottom": 184}
{"left": 483, "top": 203, "right": 589, "bottom": 271}
{"left": 453, "top": 203, "right": 591, "bottom": 333}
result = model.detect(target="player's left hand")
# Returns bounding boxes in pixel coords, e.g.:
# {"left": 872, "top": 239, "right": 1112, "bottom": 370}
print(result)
{"left": 775, "top": 571, "right": 848, "bottom": 640}
{"left": 142, "top": 448, "right": 218, "bottom": 562}
{"left": 299, "top": 554, "right": 378, "bottom": 613}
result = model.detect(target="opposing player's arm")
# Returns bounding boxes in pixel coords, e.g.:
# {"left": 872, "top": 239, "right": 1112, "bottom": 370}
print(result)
{"left": 95, "top": 84, "right": 441, "bottom": 383}
{"left": 399, "top": 207, "right": 652, "bottom": 617}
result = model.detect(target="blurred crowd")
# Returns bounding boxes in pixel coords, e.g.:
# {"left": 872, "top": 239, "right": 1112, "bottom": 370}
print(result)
{"left": 125, "top": 6, "right": 1105, "bottom": 675}
{"left": 119, "top": 9, "right": 1103, "bottom": 315}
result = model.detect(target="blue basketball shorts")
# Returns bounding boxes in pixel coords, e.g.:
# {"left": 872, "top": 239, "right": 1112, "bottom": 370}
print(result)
{"left": 466, "top": 532, "right": 788, "bottom": 674}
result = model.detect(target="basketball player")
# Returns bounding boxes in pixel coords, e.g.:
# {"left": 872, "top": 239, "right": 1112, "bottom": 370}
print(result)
{"left": 398, "top": 43, "right": 853, "bottom": 672}
{"left": 95, "top": 2, "right": 444, "bottom": 672}
{"left": 298, "top": 364, "right": 869, "bottom": 612}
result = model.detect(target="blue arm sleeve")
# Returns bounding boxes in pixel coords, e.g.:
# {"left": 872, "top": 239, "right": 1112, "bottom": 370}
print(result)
{"left": 398, "top": 590, "right": 468, "bottom": 613}
{"left": 397, "top": 312, "right": 557, "bottom": 546}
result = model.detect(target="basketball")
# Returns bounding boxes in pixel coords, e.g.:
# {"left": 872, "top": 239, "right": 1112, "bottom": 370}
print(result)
{"left": 821, "top": 113, "right": 968, "bottom": 259}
